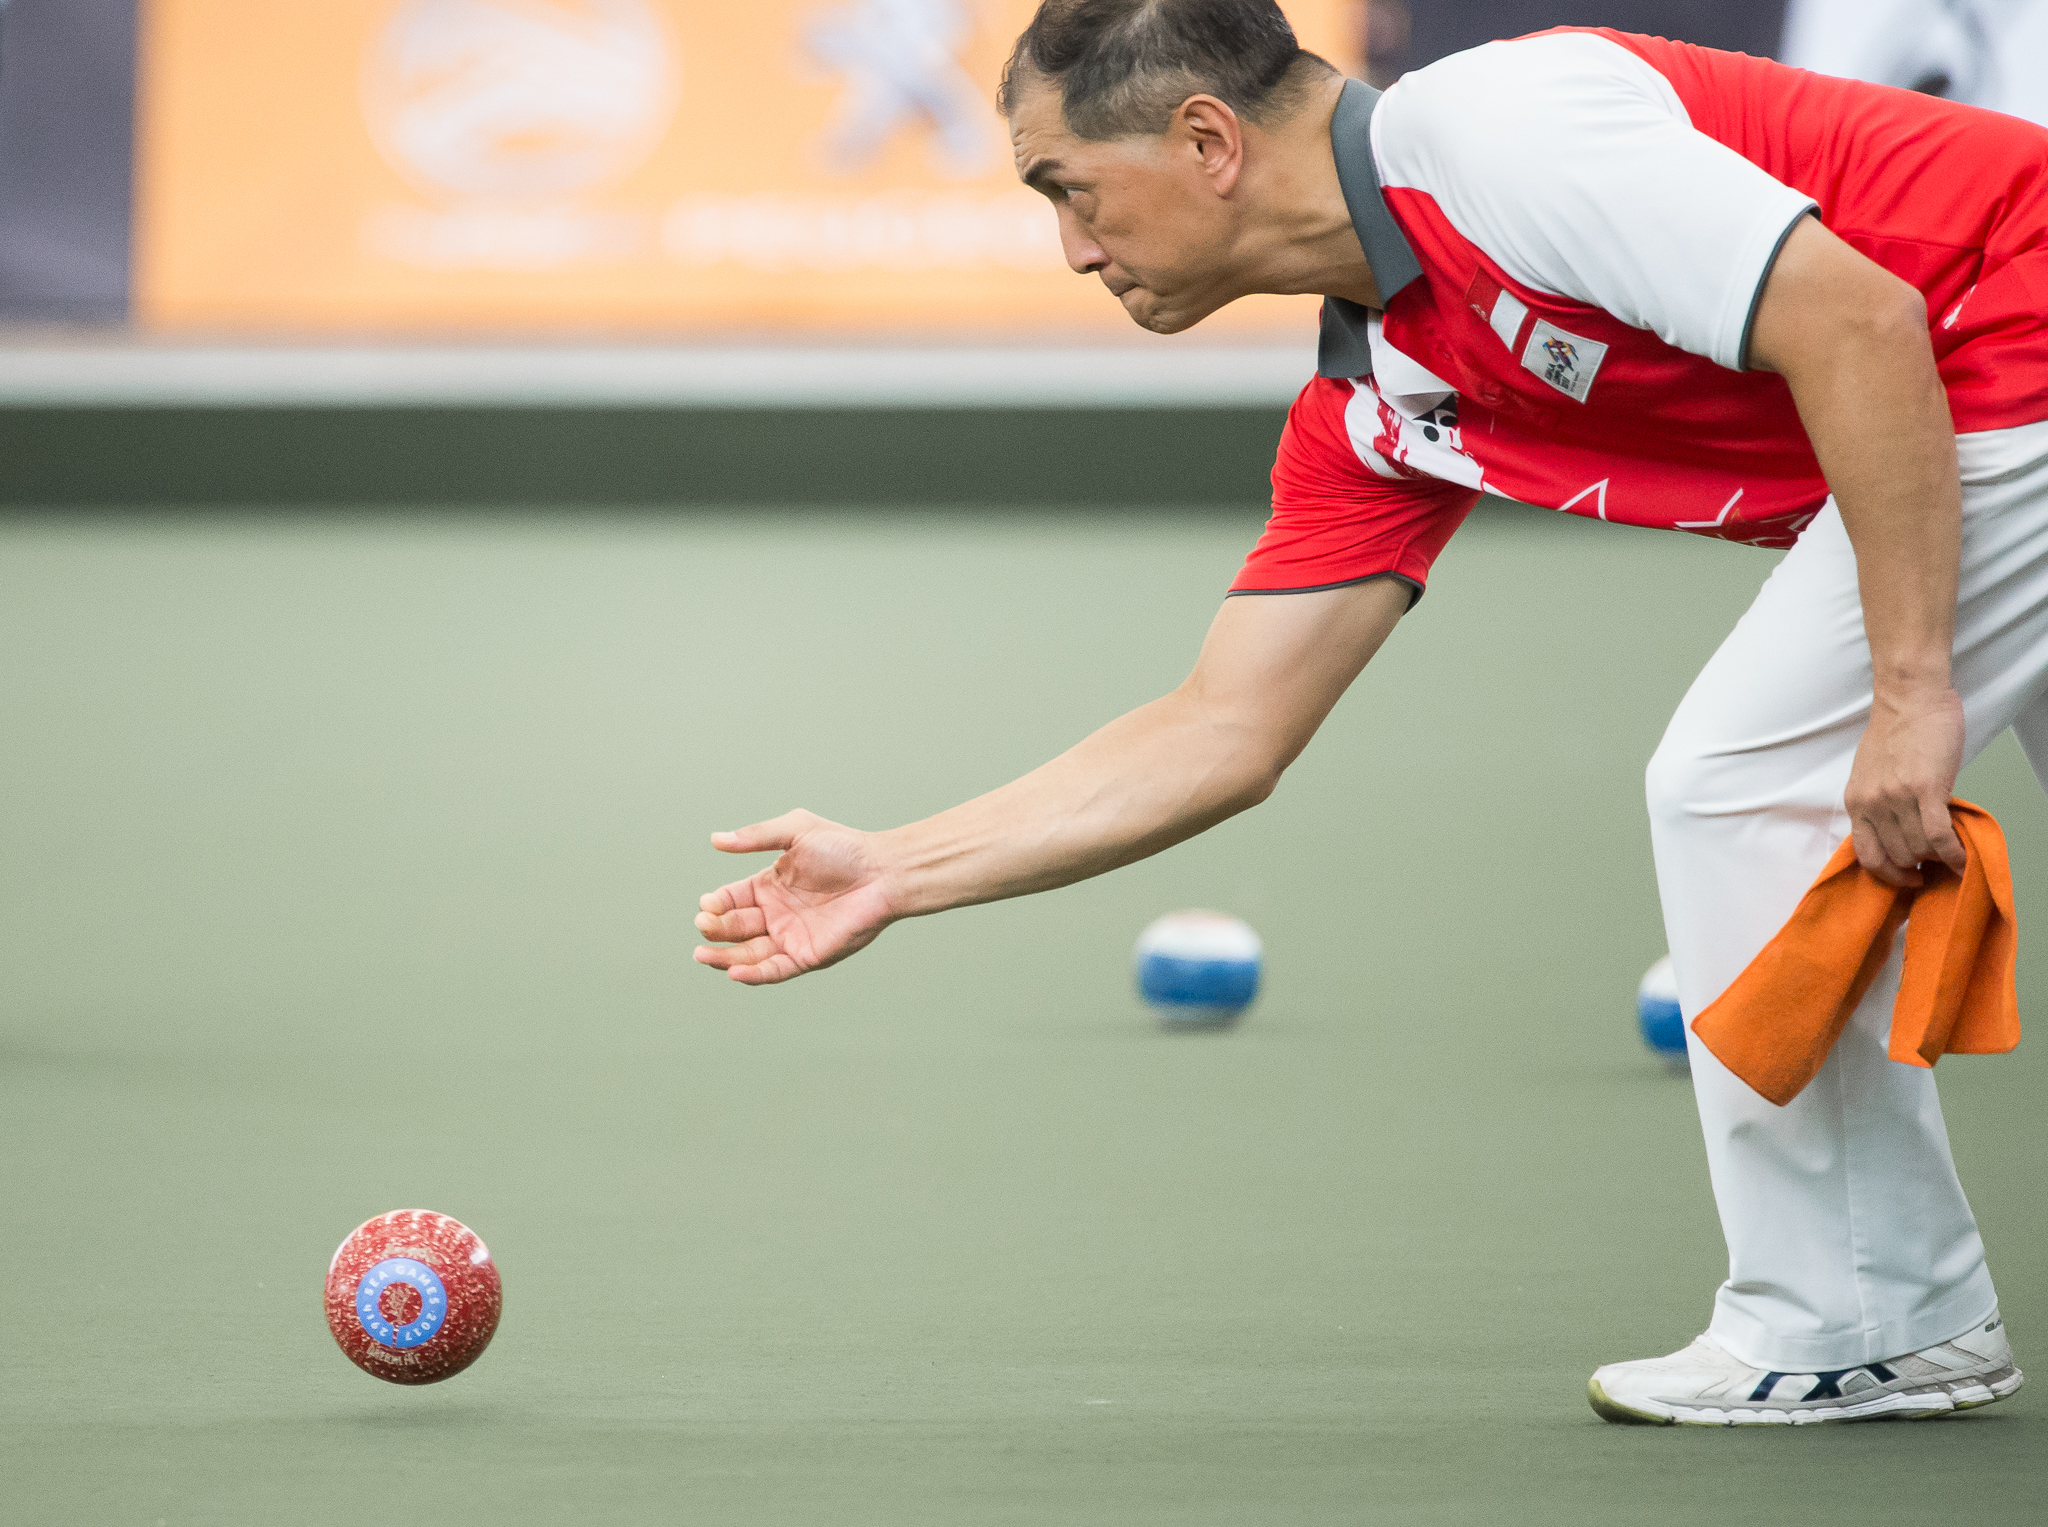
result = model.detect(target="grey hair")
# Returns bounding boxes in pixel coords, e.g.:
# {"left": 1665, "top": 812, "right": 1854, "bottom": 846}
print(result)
{"left": 999, "top": 0, "right": 1332, "bottom": 140}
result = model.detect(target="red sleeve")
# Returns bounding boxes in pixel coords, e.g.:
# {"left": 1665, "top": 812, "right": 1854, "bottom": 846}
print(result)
{"left": 1229, "top": 377, "right": 1479, "bottom": 601}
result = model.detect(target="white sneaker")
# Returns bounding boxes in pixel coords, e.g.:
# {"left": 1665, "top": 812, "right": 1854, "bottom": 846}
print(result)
{"left": 1588, "top": 1313, "right": 2023, "bottom": 1425}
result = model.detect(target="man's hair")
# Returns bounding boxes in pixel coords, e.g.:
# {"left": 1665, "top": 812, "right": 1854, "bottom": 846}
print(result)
{"left": 999, "top": 0, "right": 1331, "bottom": 140}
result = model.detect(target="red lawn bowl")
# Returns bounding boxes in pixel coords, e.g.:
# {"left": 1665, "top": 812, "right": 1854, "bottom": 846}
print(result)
{"left": 325, "top": 1210, "right": 502, "bottom": 1385}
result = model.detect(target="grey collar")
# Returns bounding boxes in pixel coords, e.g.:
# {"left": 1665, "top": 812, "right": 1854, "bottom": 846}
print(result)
{"left": 1317, "top": 77, "right": 1425, "bottom": 380}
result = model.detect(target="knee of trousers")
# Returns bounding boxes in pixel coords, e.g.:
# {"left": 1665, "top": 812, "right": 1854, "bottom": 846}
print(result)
{"left": 1644, "top": 736, "right": 1718, "bottom": 843}
{"left": 1643, "top": 732, "right": 1839, "bottom": 851}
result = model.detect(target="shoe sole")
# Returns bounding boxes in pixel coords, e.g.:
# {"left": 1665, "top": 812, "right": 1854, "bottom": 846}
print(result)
{"left": 1589, "top": 1366, "right": 2023, "bottom": 1426}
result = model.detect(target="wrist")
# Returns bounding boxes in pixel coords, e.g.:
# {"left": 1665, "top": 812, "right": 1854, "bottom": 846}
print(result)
{"left": 1871, "top": 654, "right": 1954, "bottom": 707}
{"left": 1867, "top": 679, "right": 1957, "bottom": 712}
{"left": 868, "top": 825, "right": 935, "bottom": 920}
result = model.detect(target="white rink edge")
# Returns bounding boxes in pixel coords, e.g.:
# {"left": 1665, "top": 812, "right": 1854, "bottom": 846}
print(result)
{"left": 0, "top": 344, "right": 1315, "bottom": 408}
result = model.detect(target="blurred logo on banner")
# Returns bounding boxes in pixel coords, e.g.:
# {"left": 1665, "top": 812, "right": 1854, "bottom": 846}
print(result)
{"left": 664, "top": 0, "right": 1037, "bottom": 274}
{"left": 805, "top": 0, "right": 997, "bottom": 178}
{"left": 361, "top": 0, "right": 679, "bottom": 268}
{"left": 133, "top": 0, "right": 1352, "bottom": 332}
{"left": 366, "top": 0, "right": 676, "bottom": 197}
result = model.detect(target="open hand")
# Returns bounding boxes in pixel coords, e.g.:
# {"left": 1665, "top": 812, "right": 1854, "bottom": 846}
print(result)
{"left": 1844, "top": 687, "right": 1966, "bottom": 887}
{"left": 692, "top": 810, "right": 896, "bottom": 984}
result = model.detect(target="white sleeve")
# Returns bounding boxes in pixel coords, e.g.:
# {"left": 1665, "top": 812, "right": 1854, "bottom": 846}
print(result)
{"left": 1371, "top": 32, "right": 1817, "bottom": 370}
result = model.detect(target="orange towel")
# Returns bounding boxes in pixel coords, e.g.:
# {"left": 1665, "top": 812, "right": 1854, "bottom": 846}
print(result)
{"left": 1690, "top": 799, "right": 2020, "bottom": 1106}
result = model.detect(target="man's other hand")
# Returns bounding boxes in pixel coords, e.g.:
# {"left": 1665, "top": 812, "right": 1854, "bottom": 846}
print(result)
{"left": 693, "top": 810, "right": 896, "bottom": 984}
{"left": 1844, "top": 687, "right": 1967, "bottom": 887}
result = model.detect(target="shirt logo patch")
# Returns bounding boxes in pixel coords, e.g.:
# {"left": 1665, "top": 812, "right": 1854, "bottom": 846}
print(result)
{"left": 1521, "top": 319, "right": 1607, "bottom": 403}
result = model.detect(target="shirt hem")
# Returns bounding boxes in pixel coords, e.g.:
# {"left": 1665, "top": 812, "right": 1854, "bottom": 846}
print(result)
{"left": 1226, "top": 570, "right": 1426, "bottom": 609}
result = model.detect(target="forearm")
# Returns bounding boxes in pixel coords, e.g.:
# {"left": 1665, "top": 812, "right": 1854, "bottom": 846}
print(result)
{"left": 876, "top": 686, "right": 1278, "bottom": 918}
{"left": 875, "top": 577, "right": 1409, "bottom": 919}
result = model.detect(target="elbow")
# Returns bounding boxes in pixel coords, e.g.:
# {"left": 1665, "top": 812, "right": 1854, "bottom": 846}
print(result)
{"left": 1188, "top": 736, "right": 1285, "bottom": 820}
{"left": 1769, "top": 277, "right": 1933, "bottom": 391}
{"left": 1167, "top": 683, "right": 1299, "bottom": 816}
{"left": 1229, "top": 765, "right": 1283, "bottom": 814}
{"left": 1224, "top": 738, "right": 1297, "bottom": 814}
{"left": 1852, "top": 275, "right": 1931, "bottom": 351}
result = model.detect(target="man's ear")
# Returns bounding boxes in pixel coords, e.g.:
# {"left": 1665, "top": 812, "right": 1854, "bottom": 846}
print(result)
{"left": 1174, "top": 94, "right": 1245, "bottom": 195}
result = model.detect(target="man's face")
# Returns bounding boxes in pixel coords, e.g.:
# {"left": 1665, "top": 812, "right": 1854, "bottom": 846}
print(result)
{"left": 1008, "top": 81, "right": 1243, "bottom": 334}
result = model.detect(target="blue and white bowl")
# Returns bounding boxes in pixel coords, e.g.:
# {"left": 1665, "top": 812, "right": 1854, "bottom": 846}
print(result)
{"left": 1637, "top": 954, "right": 1689, "bottom": 1071}
{"left": 1134, "top": 910, "right": 1262, "bottom": 1028}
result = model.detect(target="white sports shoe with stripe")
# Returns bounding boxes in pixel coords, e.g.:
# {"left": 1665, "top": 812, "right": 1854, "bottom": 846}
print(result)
{"left": 1589, "top": 1314, "right": 2022, "bottom": 1425}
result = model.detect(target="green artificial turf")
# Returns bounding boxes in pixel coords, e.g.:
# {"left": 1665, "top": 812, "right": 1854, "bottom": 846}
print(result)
{"left": 1, "top": 504, "right": 2041, "bottom": 1524}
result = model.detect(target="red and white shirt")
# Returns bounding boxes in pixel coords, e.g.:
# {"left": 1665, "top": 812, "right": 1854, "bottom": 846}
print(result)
{"left": 1232, "top": 28, "right": 2048, "bottom": 599}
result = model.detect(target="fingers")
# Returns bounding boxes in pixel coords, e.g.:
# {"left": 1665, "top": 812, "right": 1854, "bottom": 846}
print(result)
{"left": 694, "top": 903, "right": 767, "bottom": 943}
{"left": 693, "top": 873, "right": 782, "bottom": 976}
{"left": 693, "top": 933, "right": 778, "bottom": 969}
{"left": 697, "top": 878, "right": 757, "bottom": 917}
{"left": 1850, "top": 788, "right": 1966, "bottom": 887}
{"left": 1870, "top": 801, "right": 1925, "bottom": 880}
{"left": 1852, "top": 817, "right": 1921, "bottom": 888}
{"left": 725, "top": 953, "right": 805, "bottom": 985}
{"left": 691, "top": 940, "right": 803, "bottom": 985}
{"left": 695, "top": 809, "right": 825, "bottom": 988}
{"left": 710, "top": 809, "right": 818, "bottom": 856}
{"left": 1844, "top": 694, "right": 1964, "bottom": 884}
{"left": 1923, "top": 795, "right": 1968, "bottom": 875}
{"left": 692, "top": 913, "right": 807, "bottom": 984}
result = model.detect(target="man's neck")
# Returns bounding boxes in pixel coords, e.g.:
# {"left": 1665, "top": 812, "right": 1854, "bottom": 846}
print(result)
{"left": 1231, "top": 72, "right": 1382, "bottom": 310}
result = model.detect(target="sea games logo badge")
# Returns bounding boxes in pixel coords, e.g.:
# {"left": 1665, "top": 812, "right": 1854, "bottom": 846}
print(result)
{"left": 1521, "top": 319, "right": 1608, "bottom": 403}
{"left": 355, "top": 1257, "right": 450, "bottom": 1348}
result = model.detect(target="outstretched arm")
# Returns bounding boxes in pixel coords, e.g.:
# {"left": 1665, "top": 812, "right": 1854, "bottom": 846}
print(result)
{"left": 693, "top": 576, "right": 1410, "bottom": 983}
{"left": 1748, "top": 216, "right": 1965, "bottom": 887}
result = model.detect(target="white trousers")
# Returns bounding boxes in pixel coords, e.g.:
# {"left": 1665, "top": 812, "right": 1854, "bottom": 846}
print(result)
{"left": 1649, "top": 417, "right": 2048, "bottom": 1372}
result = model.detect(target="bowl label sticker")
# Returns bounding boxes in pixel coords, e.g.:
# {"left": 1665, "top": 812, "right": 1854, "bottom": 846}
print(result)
{"left": 355, "top": 1258, "right": 448, "bottom": 1348}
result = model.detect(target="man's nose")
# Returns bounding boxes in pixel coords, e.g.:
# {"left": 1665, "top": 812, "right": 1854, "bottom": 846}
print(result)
{"left": 1056, "top": 204, "right": 1106, "bottom": 275}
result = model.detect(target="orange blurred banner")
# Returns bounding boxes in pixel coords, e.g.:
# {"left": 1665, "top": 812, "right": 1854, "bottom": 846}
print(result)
{"left": 134, "top": 0, "right": 1357, "bottom": 335}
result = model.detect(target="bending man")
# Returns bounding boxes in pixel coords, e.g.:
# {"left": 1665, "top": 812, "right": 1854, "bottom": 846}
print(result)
{"left": 695, "top": 0, "right": 2048, "bottom": 1425}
